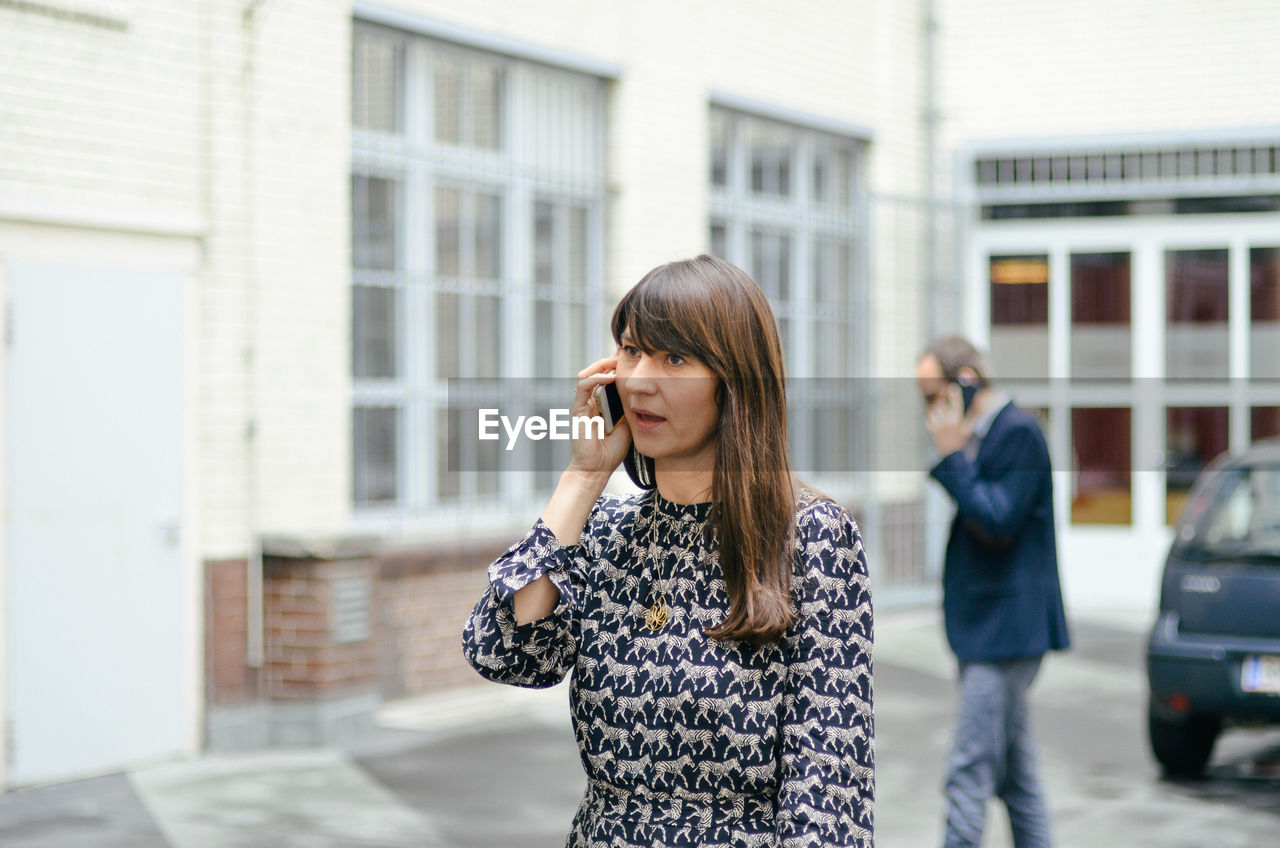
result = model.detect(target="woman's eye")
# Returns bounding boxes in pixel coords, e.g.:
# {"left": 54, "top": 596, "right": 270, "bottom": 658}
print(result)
{"left": 667, "top": 353, "right": 685, "bottom": 366}
{"left": 622, "top": 345, "right": 640, "bottom": 358}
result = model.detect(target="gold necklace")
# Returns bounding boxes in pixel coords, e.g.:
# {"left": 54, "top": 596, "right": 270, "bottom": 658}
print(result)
{"left": 645, "top": 502, "right": 706, "bottom": 635}
{"left": 644, "top": 501, "right": 670, "bottom": 631}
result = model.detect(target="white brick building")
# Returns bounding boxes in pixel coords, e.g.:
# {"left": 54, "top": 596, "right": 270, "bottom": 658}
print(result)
{"left": 938, "top": 0, "right": 1280, "bottom": 610}
{"left": 0, "top": 0, "right": 1276, "bottom": 787}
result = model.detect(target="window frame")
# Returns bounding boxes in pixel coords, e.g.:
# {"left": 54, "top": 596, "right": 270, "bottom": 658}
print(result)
{"left": 707, "top": 105, "right": 869, "bottom": 490}
{"left": 350, "top": 21, "right": 608, "bottom": 531}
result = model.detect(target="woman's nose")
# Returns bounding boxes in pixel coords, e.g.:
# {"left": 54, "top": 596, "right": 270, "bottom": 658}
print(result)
{"left": 625, "top": 354, "right": 660, "bottom": 391}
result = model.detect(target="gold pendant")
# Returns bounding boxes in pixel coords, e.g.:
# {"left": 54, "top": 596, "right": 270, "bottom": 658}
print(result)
{"left": 644, "top": 597, "right": 669, "bottom": 631}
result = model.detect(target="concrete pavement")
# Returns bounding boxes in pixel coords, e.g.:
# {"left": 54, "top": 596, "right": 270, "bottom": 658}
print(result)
{"left": 874, "top": 608, "right": 1280, "bottom": 847}
{"left": 3, "top": 606, "right": 1279, "bottom": 847}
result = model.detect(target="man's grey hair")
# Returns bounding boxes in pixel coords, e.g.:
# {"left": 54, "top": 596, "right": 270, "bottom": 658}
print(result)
{"left": 921, "top": 335, "right": 992, "bottom": 385}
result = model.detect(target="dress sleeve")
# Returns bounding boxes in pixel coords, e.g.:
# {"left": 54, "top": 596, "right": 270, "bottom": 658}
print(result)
{"left": 775, "top": 501, "right": 874, "bottom": 848}
{"left": 460, "top": 516, "right": 587, "bottom": 689}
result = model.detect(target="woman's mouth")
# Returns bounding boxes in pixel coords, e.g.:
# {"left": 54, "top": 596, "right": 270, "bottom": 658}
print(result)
{"left": 631, "top": 409, "right": 667, "bottom": 432}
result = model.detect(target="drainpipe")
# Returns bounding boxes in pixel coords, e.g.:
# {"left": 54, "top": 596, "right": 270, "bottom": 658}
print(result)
{"left": 921, "top": 0, "right": 950, "bottom": 585}
{"left": 922, "top": 0, "right": 941, "bottom": 338}
{"left": 241, "top": 0, "right": 270, "bottom": 670}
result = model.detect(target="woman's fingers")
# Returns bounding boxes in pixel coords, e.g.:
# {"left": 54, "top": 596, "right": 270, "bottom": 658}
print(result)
{"left": 574, "top": 375, "right": 610, "bottom": 416}
{"left": 564, "top": 356, "right": 632, "bottom": 474}
{"left": 573, "top": 357, "right": 620, "bottom": 413}
{"left": 576, "top": 354, "right": 619, "bottom": 380}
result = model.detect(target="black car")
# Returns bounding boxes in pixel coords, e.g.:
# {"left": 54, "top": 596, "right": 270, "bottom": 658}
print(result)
{"left": 1147, "top": 438, "right": 1280, "bottom": 776}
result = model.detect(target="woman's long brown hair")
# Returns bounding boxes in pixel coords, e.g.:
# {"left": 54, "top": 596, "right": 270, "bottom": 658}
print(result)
{"left": 611, "top": 255, "right": 797, "bottom": 644}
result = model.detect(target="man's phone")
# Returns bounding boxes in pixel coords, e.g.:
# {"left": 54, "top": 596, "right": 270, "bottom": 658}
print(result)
{"left": 955, "top": 377, "right": 979, "bottom": 415}
{"left": 594, "top": 381, "right": 625, "bottom": 434}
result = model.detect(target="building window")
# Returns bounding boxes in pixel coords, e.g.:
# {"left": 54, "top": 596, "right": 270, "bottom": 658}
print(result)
{"left": 1072, "top": 407, "right": 1132, "bottom": 526}
{"left": 1251, "top": 246, "right": 1280, "bottom": 379}
{"left": 708, "top": 106, "right": 867, "bottom": 479}
{"left": 1166, "top": 406, "right": 1229, "bottom": 524}
{"left": 989, "top": 254, "right": 1049, "bottom": 380}
{"left": 351, "top": 23, "right": 605, "bottom": 515}
{"left": 1166, "top": 248, "right": 1229, "bottom": 381}
{"left": 433, "top": 51, "right": 503, "bottom": 149}
{"left": 353, "top": 31, "right": 403, "bottom": 133}
{"left": 1071, "top": 252, "right": 1131, "bottom": 380}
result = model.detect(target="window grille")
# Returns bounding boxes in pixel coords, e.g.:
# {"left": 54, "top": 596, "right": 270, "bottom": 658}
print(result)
{"left": 331, "top": 573, "right": 372, "bottom": 645}
{"left": 707, "top": 106, "right": 868, "bottom": 479}
{"left": 351, "top": 23, "right": 606, "bottom": 515}
{"left": 975, "top": 144, "right": 1280, "bottom": 190}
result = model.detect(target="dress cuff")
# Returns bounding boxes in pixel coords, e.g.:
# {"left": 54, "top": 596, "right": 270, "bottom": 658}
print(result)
{"left": 487, "top": 518, "right": 577, "bottom": 604}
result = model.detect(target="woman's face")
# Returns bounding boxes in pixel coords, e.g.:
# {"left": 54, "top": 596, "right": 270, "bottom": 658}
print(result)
{"left": 615, "top": 331, "right": 720, "bottom": 472}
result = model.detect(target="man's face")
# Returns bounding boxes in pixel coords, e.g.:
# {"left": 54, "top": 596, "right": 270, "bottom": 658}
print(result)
{"left": 916, "top": 354, "right": 949, "bottom": 409}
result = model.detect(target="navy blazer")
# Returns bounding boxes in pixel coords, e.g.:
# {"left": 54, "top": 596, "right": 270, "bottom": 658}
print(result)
{"left": 930, "top": 401, "right": 1070, "bottom": 663}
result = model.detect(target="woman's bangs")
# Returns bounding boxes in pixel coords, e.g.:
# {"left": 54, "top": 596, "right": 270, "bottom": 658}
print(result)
{"left": 613, "top": 275, "right": 701, "bottom": 358}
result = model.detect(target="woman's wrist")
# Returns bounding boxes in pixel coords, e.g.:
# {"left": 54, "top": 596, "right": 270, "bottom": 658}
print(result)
{"left": 560, "top": 466, "right": 612, "bottom": 494}
{"left": 541, "top": 467, "right": 610, "bottom": 547}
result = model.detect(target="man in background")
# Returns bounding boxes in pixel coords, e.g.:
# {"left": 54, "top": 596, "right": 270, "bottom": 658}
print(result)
{"left": 916, "top": 336, "right": 1070, "bottom": 848}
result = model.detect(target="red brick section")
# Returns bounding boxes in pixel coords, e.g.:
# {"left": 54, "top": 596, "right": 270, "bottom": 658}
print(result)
{"left": 205, "top": 558, "right": 260, "bottom": 705}
{"left": 262, "top": 557, "right": 379, "bottom": 701}
{"left": 376, "top": 539, "right": 508, "bottom": 699}
{"left": 204, "top": 537, "right": 509, "bottom": 711}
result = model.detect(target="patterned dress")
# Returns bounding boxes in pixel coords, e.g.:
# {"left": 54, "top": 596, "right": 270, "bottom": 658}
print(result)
{"left": 462, "top": 488, "right": 874, "bottom": 848}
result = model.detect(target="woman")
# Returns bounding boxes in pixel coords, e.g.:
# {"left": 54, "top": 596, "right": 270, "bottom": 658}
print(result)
{"left": 462, "top": 255, "right": 873, "bottom": 847}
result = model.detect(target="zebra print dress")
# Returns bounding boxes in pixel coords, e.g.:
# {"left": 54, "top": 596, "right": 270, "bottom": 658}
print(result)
{"left": 462, "top": 488, "right": 874, "bottom": 848}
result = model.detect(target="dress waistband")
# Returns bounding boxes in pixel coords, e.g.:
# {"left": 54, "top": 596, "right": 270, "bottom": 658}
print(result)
{"left": 585, "top": 779, "right": 775, "bottom": 829}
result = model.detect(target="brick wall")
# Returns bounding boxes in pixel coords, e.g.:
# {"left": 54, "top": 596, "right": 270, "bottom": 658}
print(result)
{"left": 376, "top": 542, "right": 507, "bottom": 699}
{"left": 205, "top": 558, "right": 259, "bottom": 706}
{"left": 205, "top": 538, "right": 505, "bottom": 719}
{"left": 262, "top": 557, "right": 380, "bottom": 701}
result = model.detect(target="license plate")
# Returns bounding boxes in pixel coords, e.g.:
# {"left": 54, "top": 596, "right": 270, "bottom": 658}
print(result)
{"left": 1242, "top": 655, "right": 1280, "bottom": 694}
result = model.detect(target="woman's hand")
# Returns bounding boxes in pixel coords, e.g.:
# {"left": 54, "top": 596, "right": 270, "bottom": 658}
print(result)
{"left": 567, "top": 353, "right": 633, "bottom": 475}
{"left": 519, "top": 354, "right": 634, "bottom": 623}
{"left": 533, "top": 353, "right": 633, "bottom": 559}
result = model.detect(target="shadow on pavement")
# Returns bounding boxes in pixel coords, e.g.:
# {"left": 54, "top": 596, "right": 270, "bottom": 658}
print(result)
{"left": 1163, "top": 734, "right": 1280, "bottom": 818}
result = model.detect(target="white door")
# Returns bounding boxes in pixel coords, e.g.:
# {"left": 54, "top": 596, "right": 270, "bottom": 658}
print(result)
{"left": 4, "top": 261, "right": 189, "bottom": 786}
{"left": 972, "top": 216, "right": 1280, "bottom": 613}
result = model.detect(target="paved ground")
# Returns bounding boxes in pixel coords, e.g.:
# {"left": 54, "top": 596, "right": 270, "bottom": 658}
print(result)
{"left": 3, "top": 606, "right": 1279, "bottom": 847}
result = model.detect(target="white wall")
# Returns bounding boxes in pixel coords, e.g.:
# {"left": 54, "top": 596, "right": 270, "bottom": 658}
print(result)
{"left": 936, "top": 0, "right": 1280, "bottom": 615}
{"left": 0, "top": 0, "right": 940, "bottom": 569}
{"left": 369, "top": 0, "right": 926, "bottom": 290}
{"left": 0, "top": 0, "right": 210, "bottom": 781}
{"left": 0, "top": 1, "right": 353, "bottom": 558}
{"left": 0, "top": 3, "right": 204, "bottom": 228}
{"left": 197, "top": 2, "right": 351, "bottom": 556}
{"left": 368, "top": 0, "right": 936, "bottom": 512}
{"left": 938, "top": 0, "right": 1280, "bottom": 159}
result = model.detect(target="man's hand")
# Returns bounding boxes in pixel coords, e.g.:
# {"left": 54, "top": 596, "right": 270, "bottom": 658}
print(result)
{"left": 925, "top": 382, "right": 973, "bottom": 458}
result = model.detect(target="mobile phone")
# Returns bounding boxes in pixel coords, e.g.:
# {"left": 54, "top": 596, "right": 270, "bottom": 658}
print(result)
{"left": 594, "top": 381, "right": 625, "bottom": 434}
{"left": 955, "top": 377, "right": 979, "bottom": 414}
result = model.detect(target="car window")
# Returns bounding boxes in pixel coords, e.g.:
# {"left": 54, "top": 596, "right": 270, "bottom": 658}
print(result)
{"left": 1180, "top": 464, "right": 1280, "bottom": 553}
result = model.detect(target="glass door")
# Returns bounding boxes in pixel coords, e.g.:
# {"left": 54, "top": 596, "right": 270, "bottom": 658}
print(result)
{"left": 973, "top": 216, "right": 1280, "bottom": 611}
{"left": 1069, "top": 251, "right": 1133, "bottom": 526}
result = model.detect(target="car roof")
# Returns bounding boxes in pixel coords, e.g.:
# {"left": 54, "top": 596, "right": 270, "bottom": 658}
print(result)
{"left": 1220, "top": 437, "right": 1280, "bottom": 468}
